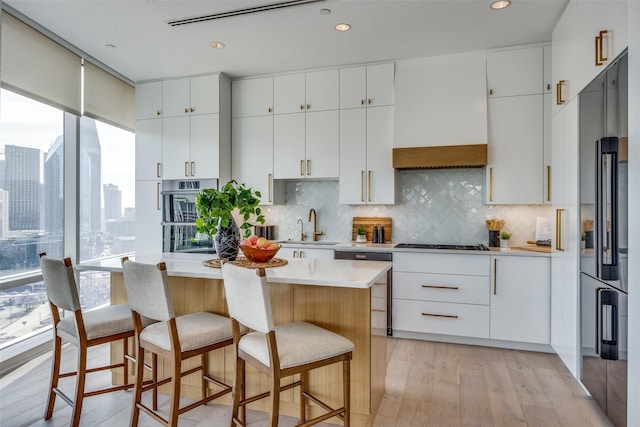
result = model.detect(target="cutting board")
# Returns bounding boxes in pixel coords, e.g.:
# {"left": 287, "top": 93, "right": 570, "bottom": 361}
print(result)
{"left": 510, "top": 245, "right": 551, "bottom": 253}
{"left": 352, "top": 217, "right": 392, "bottom": 243}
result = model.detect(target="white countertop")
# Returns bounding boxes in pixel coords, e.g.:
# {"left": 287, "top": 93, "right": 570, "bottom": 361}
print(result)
{"left": 76, "top": 253, "right": 391, "bottom": 289}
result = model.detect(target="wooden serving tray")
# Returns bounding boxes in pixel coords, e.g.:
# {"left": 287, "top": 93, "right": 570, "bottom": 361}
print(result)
{"left": 352, "top": 217, "right": 392, "bottom": 243}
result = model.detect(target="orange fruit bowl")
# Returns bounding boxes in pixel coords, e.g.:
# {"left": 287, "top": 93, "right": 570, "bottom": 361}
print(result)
{"left": 239, "top": 244, "right": 280, "bottom": 263}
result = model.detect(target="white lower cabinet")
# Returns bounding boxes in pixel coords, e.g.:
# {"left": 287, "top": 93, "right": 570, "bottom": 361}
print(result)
{"left": 278, "top": 246, "right": 334, "bottom": 259}
{"left": 393, "top": 252, "right": 490, "bottom": 338}
{"left": 490, "top": 255, "right": 551, "bottom": 344}
{"left": 393, "top": 252, "right": 552, "bottom": 346}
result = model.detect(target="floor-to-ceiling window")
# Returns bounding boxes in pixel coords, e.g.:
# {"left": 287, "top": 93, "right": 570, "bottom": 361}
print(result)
{"left": 0, "top": 89, "right": 64, "bottom": 346}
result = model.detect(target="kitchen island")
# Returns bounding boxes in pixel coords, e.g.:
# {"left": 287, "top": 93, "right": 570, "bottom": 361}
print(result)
{"left": 77, "top": 253, "right": 391, "bottom": 427}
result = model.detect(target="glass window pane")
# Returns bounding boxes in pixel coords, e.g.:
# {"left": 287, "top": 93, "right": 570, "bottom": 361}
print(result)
{"left": 78, "top": 117, "right": 135, "bottom": 263}
{"left": 0, "top": 89, "right": 64, "bottom": 279}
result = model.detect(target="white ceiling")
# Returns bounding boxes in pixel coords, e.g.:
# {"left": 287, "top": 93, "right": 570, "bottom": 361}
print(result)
{"left": 5, "top": 0, "right": 569, "bottom": 84}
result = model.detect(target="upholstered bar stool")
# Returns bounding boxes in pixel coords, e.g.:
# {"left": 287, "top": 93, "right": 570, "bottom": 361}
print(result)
{"left": 121, "top": 257, "right": 235, "bottom": 427}
{"left": 221, "top": 263, "right": 355, "bottom": 427}
{"left": 39, "top": 253, "right": 136, "bottom": 427}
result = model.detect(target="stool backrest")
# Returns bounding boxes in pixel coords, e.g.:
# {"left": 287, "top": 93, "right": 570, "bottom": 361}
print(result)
{"left": 122, "top": 259, "right": 174, "bottom": 322}
{"left": 221, "top": 263, "right": 274, "bottom": 333}
{"left": 40, "top": 255, "right": 81, "bottom": 312}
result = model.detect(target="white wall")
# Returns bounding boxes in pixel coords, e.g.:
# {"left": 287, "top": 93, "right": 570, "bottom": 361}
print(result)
{"left": 626, "top": 2, "right": 639, "bottom": 425}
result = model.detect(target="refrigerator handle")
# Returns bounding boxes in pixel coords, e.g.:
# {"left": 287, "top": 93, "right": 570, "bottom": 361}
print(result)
{"left": 598, "top": 287, "right": 619, "bottom": 360}
{"left": 595, "top": 137, "right": 619, "bottom": 281}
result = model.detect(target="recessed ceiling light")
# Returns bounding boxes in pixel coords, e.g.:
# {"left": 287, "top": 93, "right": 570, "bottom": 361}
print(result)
{"left": 335, "top": 23, "right": 351, "bottom": 31}
{"left": 490, "top": 0, "right": 511, "bottom": 10}
{"left": 105, "top": 44, "right": 116, "bottom": 49}
{"left": 210, "top": 41, "right": 225, "bottom": 49}
{"left": 319, "top": 8, "right": 331, "bottom": 15}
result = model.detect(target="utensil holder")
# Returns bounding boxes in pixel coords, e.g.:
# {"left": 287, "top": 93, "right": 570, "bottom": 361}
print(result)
{"left": 488, "top": 231, "right": 499, "bottom": 247}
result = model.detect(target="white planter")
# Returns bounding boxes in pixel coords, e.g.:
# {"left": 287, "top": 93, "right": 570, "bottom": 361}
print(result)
{"left": 500, "top": 239, "right": 509, "bottom": 248}
{"left": 356, "top": 235, "right": 367, "bottom": 243}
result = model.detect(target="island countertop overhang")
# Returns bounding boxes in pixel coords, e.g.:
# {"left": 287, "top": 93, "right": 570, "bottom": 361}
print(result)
{"left": 77, "top": 253, "right": 391, "bottom": 289}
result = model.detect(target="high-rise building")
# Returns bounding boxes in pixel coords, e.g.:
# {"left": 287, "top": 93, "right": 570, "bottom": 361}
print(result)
{"left": 5, "top": 145, "right": 41, "bottom": 231}
{"left": 79, "top": 118, "right": 102, "bottom": 234}
{"left": 44, "top": 137, "right": 64, "bottom": 237}
{"left": 103, "top": 183, "right": 122, "bottom": 220}
{"left": 0, "top": 158, "right": 6, "bottom": 189}
{"left": 0, "top": 190, "right": 9, "bottom": 239}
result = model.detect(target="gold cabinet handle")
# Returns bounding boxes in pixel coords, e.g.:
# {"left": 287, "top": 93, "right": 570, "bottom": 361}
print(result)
{"left": 360, "top": 99, "right": 365, "bottom": 106}
{"left": 300, "top": 104, "right": 304, "bottom": 110}
{"left": 299, "top": 250, "right": 305, "bottom": 258}
{"left": 595, "top": 30, "right": 608, "bottom": 66}
{"left": 268, "top": 107, "right": 272, "bottom": 113}
{"left": 293, "top": 250, "right": 298, "bottom": 258}
{"left": 268, "top": 173, "right": 272, "bottom": 203}
{"left": 360, "top": 170, "right": 365, "bottom": 202}
{"left": 190, "top": 161, "right": 195, "bottom": 177}
{"left": 422, "top": 285, "right": 459, "bottom": 290}
{"left": 307, "top": 159, "right": 311, "bottom": 176}
{"left": 547, "top": 165, "right": 551, "bottom": 202}
{"left": 367, "top": 98, "right": 372, "bottom": 105}
{"left": 493, "top": 258, "right": 497, "bottom": 295}
{"left": 555, "top": 208, "right": 565, "bottom": 251}
{"left": 300, "top": 160, "right": 304, "bottom": 176}
{"left": 368, "top": 170, "right": 372, "bottom": 202}
{"left": 489, "top": 167, "right": 494, "bottom": 201}
{"left": 556, "top": 80, "right": 566, "bottom": 105}
{"left": 547, "top": 83, "right": 551, "bottom": 91}
{"left": 156, "top": 110, "right": 161, "bottom": 116}
{"left": 184, "top": 107, "right": 189, "bottom": 113}
{"left": 190, "top": 107, "right": 195, "bottom": 113}
{"left": 306, "top": 104, "right": 311, "bottom": 110}
{"left": 489, "top": 89, "right": 494, "bottom": 96}
{"left": 421, "top": 312, "right": 459, "bottom": 319}
{"left": 156, "top": 182, "right": 161, "bottom": 210}
{"left": 184, "top": 161, "right": 189, "bottom": 177}
{"left": 156, "top": 162, "right": 161, "bottom": 178}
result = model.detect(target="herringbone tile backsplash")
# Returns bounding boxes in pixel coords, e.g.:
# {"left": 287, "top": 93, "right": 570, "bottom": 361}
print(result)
{"left": 259, "top": 169, "right": 552, "bottom": 246}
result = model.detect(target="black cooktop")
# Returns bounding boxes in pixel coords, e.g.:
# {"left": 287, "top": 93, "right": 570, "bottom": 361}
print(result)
{"left": 395, "top": 243, "right": 489, "bottom": 251}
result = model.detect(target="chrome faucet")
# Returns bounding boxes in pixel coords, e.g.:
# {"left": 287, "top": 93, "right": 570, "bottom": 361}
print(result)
{"left": 296, "top": 217, "right": 307, "bottom": 241}
{"left": 308, "top": 208, "right": 323, "bottom": 241}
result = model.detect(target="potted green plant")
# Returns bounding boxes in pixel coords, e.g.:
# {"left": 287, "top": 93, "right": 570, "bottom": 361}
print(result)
{"left": 499, "top": 231, "right": 512, "bottom": 249}
{"left": 581, "top": 232, "right": 587, "bottom": 250}
{"left": 356, "top": 225, "right": 367, "bottom": 243}
{"left": 195, "top": 180, "right": 265, "bottom": 260}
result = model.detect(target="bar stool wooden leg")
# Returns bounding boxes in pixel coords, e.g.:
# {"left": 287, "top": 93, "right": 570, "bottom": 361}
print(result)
{"left": 45, "top": 335, "right": 62, "bottom": 420}
{"left": 299, "top": 371, "right": 307, "bottom": 423}
{"left": 169, "top": 356, "right": 181, "bottom": 426}
{"left": 152, "top": 353, "right": 158, "bottom": 411}
{"left": 71, "top": 345, "right": 88, "bottom": 427}
{"left": 269, "top": 373, "right": 280, "bottom": 427}
{"left": 130, "top": 347, "right": 145, "bottom": 427}
{"left": 343, "top": 359, "right": 351, "bottom": 427}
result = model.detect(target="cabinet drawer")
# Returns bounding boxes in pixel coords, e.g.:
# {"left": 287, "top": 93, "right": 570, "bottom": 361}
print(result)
{"left": 393, "top": 252, "right": 489, "bottom": 275}
{"left": 393, "top": 299, "right": 489, "bottom": 338}
{"left": 393, "top": 272, "right": 489, "bottom": 305}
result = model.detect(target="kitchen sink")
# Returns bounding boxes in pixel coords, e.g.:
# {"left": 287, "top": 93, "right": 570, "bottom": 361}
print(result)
{"left": 280, "top": 240, "right": 339, "bottom": 246}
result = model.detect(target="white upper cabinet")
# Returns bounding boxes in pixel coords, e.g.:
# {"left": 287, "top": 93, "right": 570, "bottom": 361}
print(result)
{"left": 135, "top": 81, "right": 163, "bottom": 120}
{"left": 485, "top": 45, "right": 547, "bottom": 205}
{"left": 135, "top": 118, "right": 163, "bottom": 181}
{"left": 274, "top": 70, "right": 339, "bottom": 114}
{"left": 543, "top": 46, "right": 553, "bottom": 204}
{"left": 162, "top": 75, "right": 220, "bottom": 118}
{"left": 273, "top": 110, "right": 339, "bottom": 179}
{"left": 339, "top": 106, "right": 395, "bottom": 205}
{"left": 232, "top": 116, "right": 284, "bottom": 205}
{"left": 232, "top": 77, "right": 274, "bottom": 117}
{"left": 394, "top": 52, "right": 487, "bottom": 147}
{"left": 340, "top": 63, "right": 394, "bottom": 109}
{"left": 487, "top": 47, "right": 544, "bottom": 97}
{"left": 552, "top": 0, "right": 628, "bottom": 114}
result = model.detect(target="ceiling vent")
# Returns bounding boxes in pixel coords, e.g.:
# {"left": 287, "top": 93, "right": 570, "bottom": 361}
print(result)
{"left": 167, "top": 0, "right": 327, "bottom": 27}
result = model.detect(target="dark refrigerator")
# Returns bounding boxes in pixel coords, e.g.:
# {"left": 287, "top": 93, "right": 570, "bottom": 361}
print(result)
{"left": 579, "top": 52, "right": 628, "bottom": 427}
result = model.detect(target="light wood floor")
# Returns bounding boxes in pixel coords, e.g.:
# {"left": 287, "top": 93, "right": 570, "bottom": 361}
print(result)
{"left": 0, "top": 338, "right": 612, "bottom": 427}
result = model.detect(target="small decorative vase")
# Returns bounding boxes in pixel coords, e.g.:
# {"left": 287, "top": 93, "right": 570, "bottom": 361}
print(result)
{"left": 214, "top": 216, "right": 241, "bottom": 261}
{"left": 356, "top": 234, "right": 367, "bottom": 243}
{"left": 488, "top": 231, "right": 499, "bottom": 247}
{"left": 500, "top": 239, "right": 509, "bottom": 249}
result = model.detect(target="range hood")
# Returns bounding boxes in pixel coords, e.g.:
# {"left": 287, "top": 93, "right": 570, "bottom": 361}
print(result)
{"left": 392, "top": 144, "right": 487, "bottom": 169}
